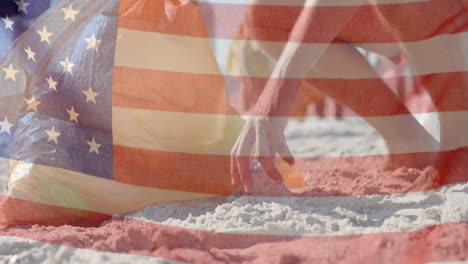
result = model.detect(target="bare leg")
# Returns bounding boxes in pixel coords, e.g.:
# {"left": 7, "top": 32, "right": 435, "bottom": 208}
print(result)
{"left": 405, "top": 51, "right": 468, "bottom": 185}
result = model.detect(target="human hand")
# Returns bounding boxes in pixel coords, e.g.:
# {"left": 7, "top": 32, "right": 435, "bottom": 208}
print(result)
{"left": 230, "top": 116, "right": 295, "bottom": 194}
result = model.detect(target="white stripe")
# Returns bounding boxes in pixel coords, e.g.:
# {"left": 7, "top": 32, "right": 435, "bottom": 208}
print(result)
{"left": 115, "top": 28, "right": 468, "bottom": 79}
{"left": 192, "top": 0, "right": 429, "bottom": 7}
{"left": 4, "top": 158, "right": 213, "bottom": 215}
{"left": 222, "top": 32, "right": 468, "bottom": 78}
{"left": 112, "top": 106, "right": 242, "bottom": 155}
{"left": 125, "top": 181, "right": 468, "bottom": 236}
{"left": 113, "top": 106, "right": 468, "bottom": 157}
{"left": 114, "top": 28, "right": 221, "bottom": 75}
{"left": 0, "top": 236, "right": 186, "bottom": 264}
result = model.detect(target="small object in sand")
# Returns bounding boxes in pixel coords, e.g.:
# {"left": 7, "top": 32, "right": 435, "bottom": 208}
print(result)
{"left": 250, "top": 162, "right": 292, "bottom": 197}
{"left": 250, "top": 159, "right": 262, "bottom": 173}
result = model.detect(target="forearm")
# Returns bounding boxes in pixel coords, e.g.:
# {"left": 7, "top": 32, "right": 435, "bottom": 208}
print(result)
{"left": 253, "top": 78, "right": 301, "bottom": 116}
{"left": 257, "top": 2, "right": 359, "bottom": 115}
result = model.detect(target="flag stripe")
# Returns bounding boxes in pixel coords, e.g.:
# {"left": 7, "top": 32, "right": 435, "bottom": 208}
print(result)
{"left": 112, "top": 107, "right": 468, "bottom": 156}
{"left": 111, "top": 69, "right": 468, "bottom": 117}
{"left": 114, "top": 28, "right": 468, "bottom": 78}
{"left": 111, "top": 66, "right": 233, "bottom": 115}
{"left": 118, "top": 0, "right": 467, "bottom": 43}
{"left": 113, "top": 145, "right": 235, "bottom": 196}
{"left": 1, "top": 211, "right": 467, "bottom": 264}
{"left": 3, "top": 158, "right": 213, "bottom": 216}
{"left": 114, "top": 28, "right": 220, "bottom": 75}
{"left": 113, "top": 144, "right": 468, "bottom": 196}
{"left": 192, "top": 0, "right": 432, "bottom": 6}
{"left": 111, "top": 106, "right": 241, "bottom": 155}
{"left": 0, "top": 195, "right": 111, "bottom": 227}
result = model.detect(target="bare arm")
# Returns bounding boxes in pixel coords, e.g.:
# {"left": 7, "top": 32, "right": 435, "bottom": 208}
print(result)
{"left": 231, "top": 2, "right": 360, "bottom": 194}
{"left": 254, "top": 1, "right": 360, "bottom": 116}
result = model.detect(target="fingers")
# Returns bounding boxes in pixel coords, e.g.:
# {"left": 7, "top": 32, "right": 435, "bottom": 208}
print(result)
{"left": 256, "top": 127, "right": 283, "bottom": 183}
{"left": 230, "top": 132, "right": 243, "bottom": 187}
{"left": 258, "top": 157, "right": 283, "bottom": 184}
{"left": 335, "top": 103, "right": 344, "bottom": 120}
{"left": 316, "top": 101, "right": 325, "bottom": 117}
{"left": 231, "top": 124, "right": 256, "bottom": 194}
{"left": 238, "top": 156, "right": 253, "bottom": 194}
{"left": 276, "top": 136, "right": 295, "bottom": 165}
{"left": 230, "top": 148, "right": 241, "bottom": 187}
{"left": 282, "top": 156, "right": 295, "bottom": 166}
{"left": 238, "top": 129, "right": 255, "bottom": 194}
{"left": 231, "top": 117, "right": 293, "bottom": 195}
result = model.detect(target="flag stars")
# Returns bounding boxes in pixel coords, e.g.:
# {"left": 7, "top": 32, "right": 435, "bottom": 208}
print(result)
{"left": 46, "top": 75, "right": 57, "bottom": 91}
{"left": 37, "top": 26, "right": 53, "bottom": 45}
{"left": 2, "top": 64, "right": 19, "bottom": 81}
{"left": 45, "top": 126, "right": 60, "bottom": 144}
{"left": 85, "top": 34, "right": 101, "bottom": 51}
{"left": 0, "top": 117, "right": 14, "bottom": 134}
{"left": 24, "top": 46, "right": 36, "bottom": 62}
{"left": 66, "top": 106, "right": 79, "bottom": 123}
{"left": 2, "top": 15, "right": 14, "bottom": 31}
{"left": 14, "top": 0, "right": 30, "bottom": 14}
{"left": 59, "top": 57, "right": 74, "bottom": 74}
{"left": 83, "top": 87, "right": 98, "bottom": 104}
{"left": 24, "top": 96, "right": 41, "bottom": 112}
{"left": 62, "top": 5, "right": 79, "bottom": 21}
{"left": 87, "top": 137, "right": 101, "bottom": 154}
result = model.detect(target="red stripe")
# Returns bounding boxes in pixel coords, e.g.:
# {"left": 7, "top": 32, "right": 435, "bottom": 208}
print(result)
{"left": 112, "top": 68, "right": 468, "bottom": 117}
{"left": 305, "top": 72, "right": 468, "bottom": 116}
{"left": 118, "top": 0, "right": 468, "bottom": 43}
{"left": 113, "top": 145, "right": 303, "bottom": 194}
{"left": 0, "top": 196, "right": 110, "bottom": 227}
{"left": 1, "top": 208, "right": 466, "bottom": 263}
{"left": 296, "top": 147, "right": 468, "bottom": 196}
{"left": 113, "top": 145, "right": 468, "bottom": 197}
{"left": 227, "top": 72, "right": 468, "bottom": 117}
{"left": 112, "top": 66, "right": 234, "bottom": 114}
{"left": 113, "top": 145, "right": 235, "bottom": 195}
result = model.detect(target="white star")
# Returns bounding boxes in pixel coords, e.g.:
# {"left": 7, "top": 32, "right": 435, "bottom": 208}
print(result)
{"left": 24, "top": 46, "right": 36, "bottom": 62}
{"left": 62, "top": 5, "right": 79, "bottom": 21}
{"left": 37, "top": 26, "right": 53, "bottom": 44}
{"left": 87, "top": 137, "right": 101, "bottom": 154}
{"left": 66, "top": 106, "right": 79, "bottom": 123}
{"left": 14, "top": 0, "right": 30, "bottom": 14}
{"left": 84, "top": 34, "right": 101, "bottom": 51}
{"left": 24, "top": 95, "right": 41, "bottom": 112}
{"left": 45, "top": 75, "right": 57, "bottom": 91}
{"left": 2, "top": 15, "right": 14, "bottom": 31}
{"left": 45, "top": 126, "right": 61, "bottom": 144}
{"left": 59, "top": 57, "right": 74, "bottom": 74}
{"left": 82, "top": 87, "right": 98, "bottom": 104}
{"left": 2, "top": 64, "right": 19, "bottom": 81}
{"left": 0, "top": 117, "right": 14, "bottom": 134}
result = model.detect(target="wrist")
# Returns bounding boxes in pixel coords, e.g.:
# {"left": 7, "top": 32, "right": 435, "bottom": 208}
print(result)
{"left": 252, "top": 78, "right": 301, "bottom": 117}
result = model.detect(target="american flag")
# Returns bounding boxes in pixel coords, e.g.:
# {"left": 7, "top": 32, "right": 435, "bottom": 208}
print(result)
{"left": 0, "top": 0, "right": 467, "bottom": 263}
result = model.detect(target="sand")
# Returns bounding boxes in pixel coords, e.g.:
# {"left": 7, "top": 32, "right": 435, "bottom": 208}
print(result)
{"left": 0, "top": 117, "right": 467, "bottom": 263}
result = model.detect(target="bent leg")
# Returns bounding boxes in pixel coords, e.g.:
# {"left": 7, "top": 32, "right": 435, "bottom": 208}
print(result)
{"left": 307, "top": 43, "right": 439, "bottom": 156}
